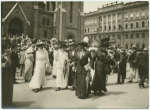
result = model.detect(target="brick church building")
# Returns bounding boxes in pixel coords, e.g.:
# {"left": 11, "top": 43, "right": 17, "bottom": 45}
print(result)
{"left": 2, "top": 1, "right": 84, "bottom": 42}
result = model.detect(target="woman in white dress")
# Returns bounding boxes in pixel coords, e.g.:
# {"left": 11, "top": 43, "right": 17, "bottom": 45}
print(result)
{"left": 29, "top": 41, "right": 49, "bottom": 93}
{"left": 55, "top": 42, "right": 69, "bottom": 91}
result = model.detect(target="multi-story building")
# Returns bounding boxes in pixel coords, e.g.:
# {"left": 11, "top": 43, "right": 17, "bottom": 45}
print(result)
{"left": 2, "top": 1, "right": 84, "bottom": 42}
{"left": 84, "top": 1, "right": 149, "bottom": 49}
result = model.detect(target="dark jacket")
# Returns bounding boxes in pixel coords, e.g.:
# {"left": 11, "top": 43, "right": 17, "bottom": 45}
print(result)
{"left": 118, "top": 53, "right": 127, "bottom": 75}
{"left": 74, "top": 50, "right": 91, "bottom": 74}
{"left": 135, "top": 52, "right": 148, "bottom": 75}
{"left": 128, "top": 51, "right": 137, "bottom": 68}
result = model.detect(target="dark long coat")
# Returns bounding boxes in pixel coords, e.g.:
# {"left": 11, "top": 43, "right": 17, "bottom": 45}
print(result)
{"left": 91, "top": 49, "right": 116, "bottom": 92}
{"left": 2, "top": 52, "right": 14, "bottom": 107}
{"left": 68, "top": 50, "right": 76, "bottom": 86}
{"left": 74, "top": 50, "right": 92, "bottom": 98}
{"left": 118, "top": 53, "right": 127, "bottom": 78}
{"left": 128, "top": 51, "right": 137, "bottom": 69}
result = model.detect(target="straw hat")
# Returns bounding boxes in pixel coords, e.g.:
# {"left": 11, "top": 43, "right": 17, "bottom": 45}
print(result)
{"left": 26, "top": 46, "right": 34, "bottom": 53}
{"left": 36, "top": 41, "right": 45, "bottom": 46}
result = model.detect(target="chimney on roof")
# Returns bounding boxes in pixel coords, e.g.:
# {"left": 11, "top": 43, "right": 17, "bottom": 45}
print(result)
{"left": 102, "top": 5, "right": 104, "bottom": 8}
{"left": 116, "top": 1, "right": 117, "bottom": 4}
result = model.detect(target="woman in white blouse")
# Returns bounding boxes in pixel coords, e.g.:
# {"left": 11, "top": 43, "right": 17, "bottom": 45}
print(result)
{"left": 29, "top": 41, "right": 49, "bottom": 93}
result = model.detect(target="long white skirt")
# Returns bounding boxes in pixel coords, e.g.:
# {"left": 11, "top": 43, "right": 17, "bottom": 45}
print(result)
{"left": 56, "top": 68, "right": 68, "bottom": 88}
{"left": 29, "top": 60, "right": 47, "bottom": 89}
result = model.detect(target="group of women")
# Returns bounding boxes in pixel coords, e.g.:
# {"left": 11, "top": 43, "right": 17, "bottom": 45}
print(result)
{"left": 27, "top": 37, "right": 116, "bottom": 99}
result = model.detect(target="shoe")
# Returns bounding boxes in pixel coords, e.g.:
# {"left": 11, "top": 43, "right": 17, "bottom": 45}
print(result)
{"left": 103, "top": 88, "right": 107, "bottom": 92}
{"left": 128, "top": 81, "right": 133, "bottom": 83}
{"left": 138, "top": 84, "right": 142, "bottom": 88}
{"left": 120, "top": 82, "right": 124, "bottom": 84}
{"left": 99, "top": 91, "right": 105, "bottom": 96}
{"left": 65, "top": 86, "right": 68, "bottom": 89}
{"left": 72, "top": 87, "right": 75, "bottom": 91}
{"left": 34, "top": 89, "right": 39, "bottom": 93}
{"left": 55, "top": 88, "right": 59, "bottom": 91}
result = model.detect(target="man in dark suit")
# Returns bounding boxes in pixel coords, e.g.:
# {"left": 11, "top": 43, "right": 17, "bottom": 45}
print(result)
{"left": 135, "top": 49, "right": 149, "bottom": 88}
{"left": 113, "top": 49, "right": 120, "bottom": 73}
{"left": 116, "top": 49, "right": 127, "bottom": 84}
{"left": 68, "top": 40, "right": 76, "bottom": 90}
{"left": 10, "top": 42, "right": 19, "bottom": 84}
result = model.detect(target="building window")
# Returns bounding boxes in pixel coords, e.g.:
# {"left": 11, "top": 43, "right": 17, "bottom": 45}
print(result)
{"left": 136, "top": 22, "right": 139, "bottom": 28}
{"left": 131, "top": 23, "right": 133, "bottom": 28}
{"left": 42, "top": 17, "right": 45, "bottom": 26}
{"left": 131, "top": 34, "right": 133, "bottom": 39}
{"left": 142, "top": 33, "right": 145, "bottom": 38}
{"left": 44, "top": 31, "right": 47, "bottom": 38}
{"left": 94, "top": 36, "right": 96, "bottom": 40}
{"left": 100, "top": 26, "right": 102, "bottom": 31}
{"left": 104, "top": 26, "right": 106, "bottom": 30}
{"left": 136, "top": 11, "right": 139, "bottom": 17}
{"left": 142, "top": 10, "right": 145, "bottom": 16}
{"left": 88, "top": 28, "right": 89, "bottom": 32}
{"left": 125, "top": 23, "right": 128, "bottom": 29}
{"left": 47, "top": 18, "right": 50, "bottom": 26}
{"left": 136, "top": 43, "right": 139, "bottom": 49}
{"left": 47, "top": 2, "right": 50, "bottom": 11}
{"left": 113, "top": 25, "right": 116, "bottom": 30}
{"left": 131, "top": 43, "right": 133, "bottom": 48}
{"left": 142, "top": 43, "right": 145, "bottom": 49}
{"left": 70, "top": 2, "right": 73, "bottom": 23}
{"left": 108, "top": 35, "right": 110, "bottom": 39}
{"left": 118, "top": 35, "right": 120, "bottom": 39}
{"left": 109, "top": 25, "right": 111, "bottom": 30}
{"left": 119, "top": 24, "right": 121, "bottom": 30}
{"left": 85, "top": 28, "right": 86, "bottom": 33}
{"left": 118, "top": 14, "right": 121, "bottom": 20}
{"left": 136, "top": 33, "right": 139, "bottom": 38}
{"left": 126, "top": 34, "right": 128, "bottom": 39}
{"left": 130, "top": 12, "right": 133, "bottom": 18}
{"left": 126, "top": 44, "right": 128, "bottom": 49}
{"left": 142, "top": 21, "right": 145, "bottom": 27}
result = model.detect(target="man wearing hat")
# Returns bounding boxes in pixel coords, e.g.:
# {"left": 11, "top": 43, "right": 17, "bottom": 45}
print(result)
{"left": 116, "top": 49, "right": 127, "bottom": 84}
{"left": 128, "top": 45, "right": 138, "bottom": 83}
{"left": 68, "top": 39, "right": 77, "bottom": 90}
{"left": 134, "top": 49, "right": 148, "bottom": 88}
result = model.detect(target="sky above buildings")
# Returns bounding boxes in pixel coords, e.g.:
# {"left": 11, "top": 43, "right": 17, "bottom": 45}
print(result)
{"left": 84, "top": 1, "right": 136, "bottom": 13}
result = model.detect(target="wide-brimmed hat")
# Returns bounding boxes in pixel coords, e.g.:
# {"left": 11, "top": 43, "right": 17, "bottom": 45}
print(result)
{"left": 132, "top": 45, "right": 137, "bottom": 49}
{"left": 36, "top": 41, "right": 45, "bottom": 46}
{"left": 143, "top": 48, "right": 148, "bottom": 51}
{"left": 26, "top": 46, "right": 34, "bottom": 53}
{"left": 77, "top": 41, "right": 88, "bottom": 47}
{"left": 69, "top": 39, "right": 76, "bottom": 46}
{"left": 99, "top": 38, "right": 109, "bottom": 47}
{"left": 89, "top": 47, "right": 97, "bottom": 52}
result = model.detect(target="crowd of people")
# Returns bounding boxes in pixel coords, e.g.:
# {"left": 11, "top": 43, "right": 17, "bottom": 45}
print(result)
{"left": 2, "top": 33, "right": 149, "bottom": 104}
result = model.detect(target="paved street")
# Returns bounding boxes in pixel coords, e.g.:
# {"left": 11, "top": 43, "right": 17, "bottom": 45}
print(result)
{"left": 11, "top": 66, "right": 149, "bottom": 109}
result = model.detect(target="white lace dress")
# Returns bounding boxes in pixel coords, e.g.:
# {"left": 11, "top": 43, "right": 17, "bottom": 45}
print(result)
{"left": 29, "top": 49, "right": 49, "bottom": 89}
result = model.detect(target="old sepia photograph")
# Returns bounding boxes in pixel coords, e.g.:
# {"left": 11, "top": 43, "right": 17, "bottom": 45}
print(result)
{"left": 1, "top": 1, "right": 149, "bottom": 109}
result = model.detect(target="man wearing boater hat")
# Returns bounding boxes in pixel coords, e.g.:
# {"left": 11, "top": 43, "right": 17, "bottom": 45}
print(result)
{"left": 67, "top": 39, "right": 77, "bottom": 90}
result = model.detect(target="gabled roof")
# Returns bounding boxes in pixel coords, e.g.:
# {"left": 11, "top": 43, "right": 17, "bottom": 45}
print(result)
{"left": 2, "top": 3, "right": 30, "bottom": 25}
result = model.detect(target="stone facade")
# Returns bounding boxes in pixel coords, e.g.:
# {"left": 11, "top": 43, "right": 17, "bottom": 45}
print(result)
{"left": 84, "top": 1, "right": 149, "bottom": 49}
{"left": 2, "top": 1, "right": 84, "bottom": 42}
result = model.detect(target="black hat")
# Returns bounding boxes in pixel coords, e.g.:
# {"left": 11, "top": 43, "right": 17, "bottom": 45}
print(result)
{"left": 100, "top": 38, "right": 109, "bottom": 47}
{"left": 77, "top": 41, "right": 88, "bottom": 47}
{"left": 59, "top": 41, "right": 67, "bottom": 48}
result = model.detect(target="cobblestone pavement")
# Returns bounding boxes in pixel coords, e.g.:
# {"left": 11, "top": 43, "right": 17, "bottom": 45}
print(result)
{"left": 12, "top": 64, "right": 149, "bottom": 109}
